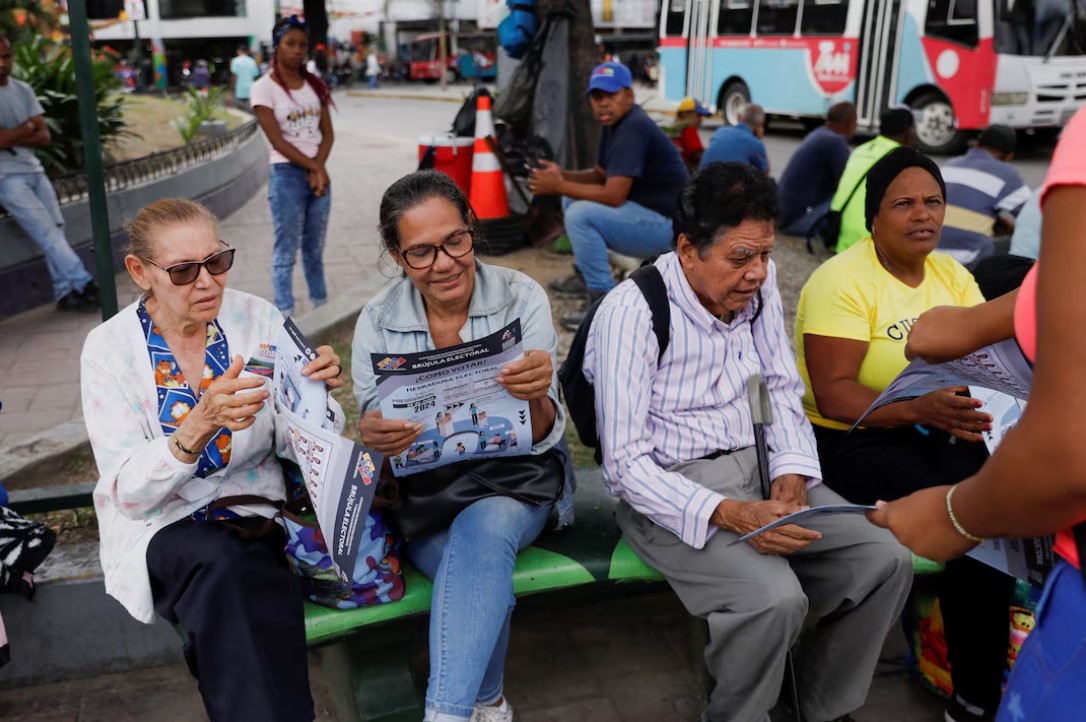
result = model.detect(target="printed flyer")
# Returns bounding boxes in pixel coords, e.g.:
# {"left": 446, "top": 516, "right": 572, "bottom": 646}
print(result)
{"left": 371, "top": 320, "right": 533, "bottom": 477}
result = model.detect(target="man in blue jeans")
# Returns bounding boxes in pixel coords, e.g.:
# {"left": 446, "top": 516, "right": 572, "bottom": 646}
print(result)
{"left": 0, "top": 36, "right": 97, "bottom": 312}
{"left": 529, "top": 62, "right": 687, "bottom": 329}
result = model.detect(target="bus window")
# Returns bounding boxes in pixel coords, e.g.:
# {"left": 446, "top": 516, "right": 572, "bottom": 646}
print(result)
{"left": 717, "top": 0, "right": 755, "bottom": 35}
{"left": 757, "top": 0, "right": 800, "bottom": 36}
{"left": 800, "top": 0, "right": 848, "bottom": 36}
{"left": 925, "top": 0, "right": 980, "bottom": 48}
{"left": 664, "top": 0, "right": 689, "bottom": 36}
{"left": 995, "top": 0, "right": 1086, "bottom": 57}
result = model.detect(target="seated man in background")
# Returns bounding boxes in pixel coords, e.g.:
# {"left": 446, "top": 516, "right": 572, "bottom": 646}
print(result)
{"left": 0, "top": 34, "right": 99, "bottom": 311}
{"left": 584, "top": 162, "right": 912, "bottom": 722}
{"left": 667, "top": 96, "right": 712, "bottom": 172}
{"left": 939, "top": 125, "right": 1031, "bottom": 269}
{"left": 776, "top": 102, "right": 856, "bottom": 237}
{"left": 699, "top": 103, "right": 769, "bottom": 173}
{"left": 529, "top": 61, "right": 688, "bottom": 330}
{"left": 831, "top": 108, "right": 915, "bottom": 253}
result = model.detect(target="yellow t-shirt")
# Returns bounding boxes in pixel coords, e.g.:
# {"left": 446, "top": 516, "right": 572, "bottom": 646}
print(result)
{"left": 795, "top": 237, "right": 985, "bottom": 430}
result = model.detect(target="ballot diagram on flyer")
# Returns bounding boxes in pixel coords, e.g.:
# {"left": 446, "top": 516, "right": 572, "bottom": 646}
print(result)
{"left": 371, "top": 319, "right": 532, "bottom": 477}
{"left": 853, "top": 339, "right": 1033, "bottom": 429}
{"left": 252, "top": 319, "right": 383, "bottom": 583}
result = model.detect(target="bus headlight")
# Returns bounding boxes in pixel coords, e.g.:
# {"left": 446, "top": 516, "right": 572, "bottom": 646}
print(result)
{"left": 991, "top": 92, "right": 1029, "bottom": 106}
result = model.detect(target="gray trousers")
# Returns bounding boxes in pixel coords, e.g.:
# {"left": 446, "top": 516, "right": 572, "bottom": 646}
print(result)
{"left": 617, "top": 448, "right": 913, "bottom": 722}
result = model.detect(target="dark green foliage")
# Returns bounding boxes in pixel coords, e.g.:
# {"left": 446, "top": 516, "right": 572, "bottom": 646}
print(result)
{"left": 11, "top": 37, "right": 133, "bottom": 176}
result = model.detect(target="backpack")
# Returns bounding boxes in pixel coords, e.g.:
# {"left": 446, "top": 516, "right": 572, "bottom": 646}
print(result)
{"left": 807, "top": 166, "right": 872, "bottom": 254}
{"left": 498, "top": 0, "right": 538, "bottom": 60}
{"left": 559, "top": 265, "right": 670, "bottom": 465}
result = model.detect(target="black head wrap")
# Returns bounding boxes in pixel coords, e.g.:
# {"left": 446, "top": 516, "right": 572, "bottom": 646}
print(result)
{"left": 864, "top": 147, "right": 946, "bottom": 232}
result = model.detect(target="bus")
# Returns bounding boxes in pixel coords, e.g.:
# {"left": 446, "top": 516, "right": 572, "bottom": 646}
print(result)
{"left": 658, "top": 0, "right": 1086, "bottom": 153}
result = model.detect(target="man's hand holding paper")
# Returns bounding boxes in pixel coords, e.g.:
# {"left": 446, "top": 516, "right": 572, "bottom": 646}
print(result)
{"left": 712, "top": 498, "right": 822, "bottom": 555}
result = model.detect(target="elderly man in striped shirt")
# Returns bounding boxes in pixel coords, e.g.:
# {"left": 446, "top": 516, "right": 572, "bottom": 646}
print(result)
{"left": 583, "top": 163, "right": 913, "bottom": 722}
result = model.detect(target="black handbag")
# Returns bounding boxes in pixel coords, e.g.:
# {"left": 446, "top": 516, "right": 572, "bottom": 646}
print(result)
{"left": 388, "top": 449, "right": 564, "bottom": 540}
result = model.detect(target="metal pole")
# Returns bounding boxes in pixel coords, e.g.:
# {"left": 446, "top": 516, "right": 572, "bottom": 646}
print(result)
{"left": 438, "top": 0, "right": 447, "bottom": 90}
{"left": 68, "top": 0, "right": 118, "bottom": 320}
{"left": 132, "top": 18, "right": 144, "bottom": 92}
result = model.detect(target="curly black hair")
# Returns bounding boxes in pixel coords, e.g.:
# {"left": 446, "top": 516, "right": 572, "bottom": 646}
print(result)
{"left": 673, "top": 162, "right": 778, "bottom": 256}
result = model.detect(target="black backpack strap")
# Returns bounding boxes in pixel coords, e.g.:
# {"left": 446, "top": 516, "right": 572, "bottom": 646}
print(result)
{"left": 839, "top": 165, "right": 873, "bottom": 216}
{"left": 629, "top": 264, "right": 670, "bottom": 363}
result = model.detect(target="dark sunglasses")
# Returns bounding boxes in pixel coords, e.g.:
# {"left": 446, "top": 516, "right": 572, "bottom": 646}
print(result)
{"left": 397, "top": 230, "right": 475, "bottom": 270}
{"left": 143, "top": 244, "right": 236, "bottom": 286}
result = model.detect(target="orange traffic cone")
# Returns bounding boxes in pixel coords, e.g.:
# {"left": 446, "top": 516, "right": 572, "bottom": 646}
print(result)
{"left": 469, "top": 95, "right": 509, "bottom": 220}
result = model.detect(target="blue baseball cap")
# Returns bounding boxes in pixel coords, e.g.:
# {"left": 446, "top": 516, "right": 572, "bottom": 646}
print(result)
{"left": 587, "top": 62, "right": 633, "bottom": 94}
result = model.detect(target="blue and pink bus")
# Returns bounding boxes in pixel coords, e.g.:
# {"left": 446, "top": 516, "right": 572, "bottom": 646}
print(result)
{"left": 658, "top": 0, "right": 1086, "bottom": 153}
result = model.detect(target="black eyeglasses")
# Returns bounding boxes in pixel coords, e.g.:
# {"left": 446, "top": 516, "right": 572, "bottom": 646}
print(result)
{"left": 143, "top": 243, "right": 236, "bottom": 286}
{"left": 398, "top": 230, "right": 475, "bottom": 270}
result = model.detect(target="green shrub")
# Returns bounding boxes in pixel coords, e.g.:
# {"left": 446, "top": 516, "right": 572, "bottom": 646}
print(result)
{"left": 12, "top": 37, "right": 133, "bottom": 177}
{"left": 172, "top": 86, "right": 226, "bottom": 145}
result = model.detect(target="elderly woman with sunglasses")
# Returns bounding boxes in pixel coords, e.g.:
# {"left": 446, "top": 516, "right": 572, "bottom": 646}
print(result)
{"left": 80, "top": 199, "right": 342, "bottom": 722}
{"left": 352, "top": 171, "right": 565, "bottom": 722}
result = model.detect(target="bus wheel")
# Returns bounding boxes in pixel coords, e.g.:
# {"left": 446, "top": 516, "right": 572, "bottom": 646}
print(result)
{"left": 445, "top": 69, "right": 458, "bottom": 85}
{"left": 719, "top": 81, "right": 750, "bottom": 126}
{"left": 912, "top": 93, "right": 966, "bottom": 155}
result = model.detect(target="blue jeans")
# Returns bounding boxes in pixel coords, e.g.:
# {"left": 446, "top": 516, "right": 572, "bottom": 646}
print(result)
{"left": 268, "top": 163, "right": 330, "bottom": 314}
{"left": 0, "top": 171, "right": 92, "bottom": 299}
{"left": 407, "top": 496, "right": 551, "bottom": 722}
{"left": 562, "top": 197, "right": 674, "bottom": 293}
{"left": 779, "top": 199, "right": 831, "bottom": 238}
{"left": 367, "top": 74, "right": 380, "bottom": 89}
{"left": 997, "top": 560, "right": 1086, "bottom": 721}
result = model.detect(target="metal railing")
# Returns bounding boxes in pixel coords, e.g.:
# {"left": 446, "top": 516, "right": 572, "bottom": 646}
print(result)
{"left": 46, "top": 119, "right": 260, "bottom": 207}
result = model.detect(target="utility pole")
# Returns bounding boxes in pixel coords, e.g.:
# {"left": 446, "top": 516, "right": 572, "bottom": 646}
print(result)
{"left": 69, "top": 0, "right": 118, "bottom": 320}
{"left": 437, "top": 0, "right": 447, "bottom": 91}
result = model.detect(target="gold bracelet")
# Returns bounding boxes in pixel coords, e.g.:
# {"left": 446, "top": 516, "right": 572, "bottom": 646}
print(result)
{"left": 946, "top": 486, "right": 985, "bottom": 543}
{"left": 173, "top": 436, "right": 199, "bottom": 456}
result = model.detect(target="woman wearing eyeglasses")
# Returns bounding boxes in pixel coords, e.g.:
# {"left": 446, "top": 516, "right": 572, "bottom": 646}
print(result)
{"left": 351, "top": 171, "right": 565, "bottom": 722}
{"left": 80, "top": 199, "right": 342, "bottom": 722}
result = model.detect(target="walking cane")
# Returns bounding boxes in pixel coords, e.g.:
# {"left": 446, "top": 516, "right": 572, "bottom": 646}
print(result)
{"left": 747, "top": 374, "right": 802, "bottom": 722}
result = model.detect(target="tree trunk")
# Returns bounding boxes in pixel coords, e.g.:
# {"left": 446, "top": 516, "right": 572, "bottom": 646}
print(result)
{"left": 536, "top": 0, "right": 598, "bottom": 167}
{"left": 303, "top": 0, "right": 329, "bottom": 50}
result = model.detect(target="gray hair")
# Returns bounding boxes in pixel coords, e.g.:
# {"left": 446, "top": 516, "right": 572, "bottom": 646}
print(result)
{"left": 740, "top": 103, "right": 766, "bottom": 128}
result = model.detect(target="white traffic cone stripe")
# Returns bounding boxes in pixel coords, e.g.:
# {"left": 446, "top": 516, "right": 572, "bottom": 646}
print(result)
{"left": 472, "top": 149, "right": 501, "bottom": 172}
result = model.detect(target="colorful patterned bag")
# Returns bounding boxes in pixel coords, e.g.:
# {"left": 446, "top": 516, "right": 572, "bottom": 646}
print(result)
{"left": 280, "top": 461, "right": 405, "bottom": 609}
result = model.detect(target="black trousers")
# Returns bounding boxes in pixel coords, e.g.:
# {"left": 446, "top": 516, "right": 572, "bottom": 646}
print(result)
{"left": 814, "top": 425, "right": 1015, "bottom": 715}
{"left": 972, "top": 254, "right": 1035, "bottom": 300}
{"left": 146, "top": 517, "right": 314, "bottom": 722}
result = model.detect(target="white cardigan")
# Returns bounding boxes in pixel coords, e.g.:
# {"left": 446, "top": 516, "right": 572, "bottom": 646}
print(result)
{"left": 82, "top": 289, "right": 340, "bottom": 623}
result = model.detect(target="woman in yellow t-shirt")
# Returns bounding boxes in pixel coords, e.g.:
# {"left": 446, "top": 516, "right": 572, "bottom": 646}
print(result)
{"left": 795, "top": 147, "right": 1013, "bottom": 722}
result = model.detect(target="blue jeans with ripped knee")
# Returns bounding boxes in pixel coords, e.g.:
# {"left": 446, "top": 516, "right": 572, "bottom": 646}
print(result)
{"left": 407, "top": 496, "right": 550, "bottom": 722}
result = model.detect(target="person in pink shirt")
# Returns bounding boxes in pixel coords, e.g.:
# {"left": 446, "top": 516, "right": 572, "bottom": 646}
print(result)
{"left": 251, "top": 15, "right": 335, "bottom": 317}
{"left": 870, "top": 106, "right": 1086, "bottom": 720}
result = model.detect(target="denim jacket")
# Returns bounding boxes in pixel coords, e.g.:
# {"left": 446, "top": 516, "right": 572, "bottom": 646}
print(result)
{"left": 351, "top": 261, "right": 566, "bottom": 455}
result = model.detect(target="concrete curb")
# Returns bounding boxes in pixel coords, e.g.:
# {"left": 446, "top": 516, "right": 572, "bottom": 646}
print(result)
{"left": 0, "top": 273, "right": 391, "bottom": 487}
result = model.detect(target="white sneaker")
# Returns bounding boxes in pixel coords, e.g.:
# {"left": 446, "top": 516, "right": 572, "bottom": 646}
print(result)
{"left": 471, "top": 698, "right": 514, "bottom": 722}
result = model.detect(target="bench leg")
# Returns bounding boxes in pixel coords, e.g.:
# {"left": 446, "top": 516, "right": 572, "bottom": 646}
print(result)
{"left": 318, "top": 624, "right": 426, "bottom": 722}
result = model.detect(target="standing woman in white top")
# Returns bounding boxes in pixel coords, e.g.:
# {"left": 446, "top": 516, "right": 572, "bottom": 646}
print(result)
{"left": 251, "top": 15, "right": 335, "bottom": 317}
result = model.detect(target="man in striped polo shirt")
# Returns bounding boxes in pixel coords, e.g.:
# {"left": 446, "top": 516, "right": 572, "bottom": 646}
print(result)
{"left": 583, "top": 163, "right": 912, "bottom": 722}
{"left": 939, "top": 126, "right": 1031, "bottom": 269}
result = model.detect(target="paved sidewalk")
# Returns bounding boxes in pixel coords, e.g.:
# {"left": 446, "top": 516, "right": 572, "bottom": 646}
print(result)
{"left": 0, "top": 92, "right": 446, "bottom": 451}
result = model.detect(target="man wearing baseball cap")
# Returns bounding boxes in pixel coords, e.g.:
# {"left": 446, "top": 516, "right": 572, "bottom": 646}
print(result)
{"left": 668, "top": 97, "right": 712, "bottom": 172}
{"left": 939, "top": 125, "right": 1031, "bottom": 269}
{"left": 529, "top": 61, "right": 688, "bottom": 329}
